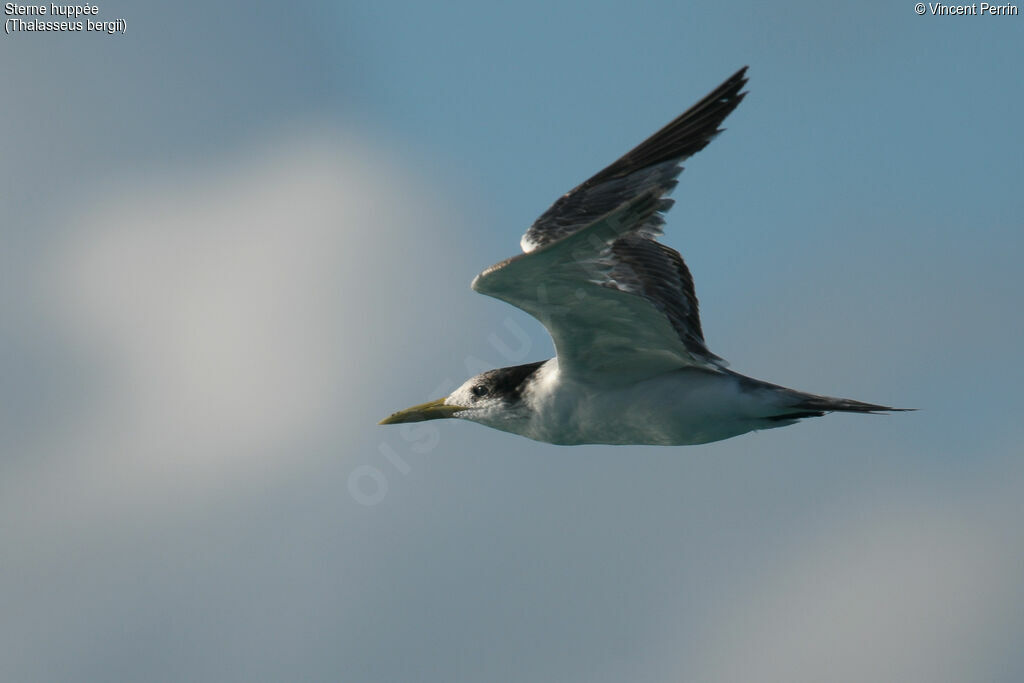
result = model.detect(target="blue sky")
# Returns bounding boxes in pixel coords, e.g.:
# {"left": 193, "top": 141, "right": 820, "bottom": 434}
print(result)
{"left": 3, "top": 1, "right": 1023, "bottom": 681}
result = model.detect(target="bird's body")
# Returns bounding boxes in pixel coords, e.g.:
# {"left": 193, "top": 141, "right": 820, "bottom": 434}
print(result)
{"left": 380, "top": 67, "right": 908, "bottom": 445}
{"left": 465, "top": 360, "right": 781, "bottom": 446}
{"left": 441, "top": 359, "right": 892, "bottom": 446}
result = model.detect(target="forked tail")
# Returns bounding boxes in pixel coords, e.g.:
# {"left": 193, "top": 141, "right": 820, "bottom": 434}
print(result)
{"left": 766, "top": 393, "right": 913, "bottom": 423}
{"left": 725, "top": 370, "right": 913, "bottom": 424}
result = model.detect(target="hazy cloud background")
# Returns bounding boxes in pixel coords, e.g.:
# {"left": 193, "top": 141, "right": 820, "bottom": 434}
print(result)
{"left": 3, "top": 1, "right": 1022, "bottom": 681}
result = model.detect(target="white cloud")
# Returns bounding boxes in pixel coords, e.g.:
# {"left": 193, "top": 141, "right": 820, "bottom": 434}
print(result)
{"left": 43, "top": 129, "right": 456, "bottom": 470}
{"left": 1, "top": 124, "right": 466, "bottom": 577}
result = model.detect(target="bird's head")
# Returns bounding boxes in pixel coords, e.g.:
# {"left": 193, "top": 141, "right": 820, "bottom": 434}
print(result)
{"left": 378, "top": 361, "right": 546, "bottom": 426}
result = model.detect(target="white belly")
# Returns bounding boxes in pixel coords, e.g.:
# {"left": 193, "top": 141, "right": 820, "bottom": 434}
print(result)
{"left": 516, "top": 363, "right": 784, "bottom": 446}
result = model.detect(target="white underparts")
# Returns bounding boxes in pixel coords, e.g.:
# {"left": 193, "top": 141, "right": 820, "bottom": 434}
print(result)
{"left": 466, "top": 359, "right": 796, "bottom": 446}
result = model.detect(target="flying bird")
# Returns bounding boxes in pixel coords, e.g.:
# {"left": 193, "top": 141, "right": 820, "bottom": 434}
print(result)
{"left": 380, "top": 67, "right": 907, "bottom": 445}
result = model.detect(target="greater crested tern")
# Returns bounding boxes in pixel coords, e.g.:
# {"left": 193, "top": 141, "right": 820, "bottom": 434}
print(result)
{"left": 380, "top": 67, "right": 908, "bottom": 445}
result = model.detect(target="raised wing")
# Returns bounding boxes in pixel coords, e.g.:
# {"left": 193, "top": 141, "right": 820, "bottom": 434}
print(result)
{"left": 473, "top": 69, "right": 748, "bottom": 382}
{"left": 521, "top": 66, "right": 748, "bottom": 252}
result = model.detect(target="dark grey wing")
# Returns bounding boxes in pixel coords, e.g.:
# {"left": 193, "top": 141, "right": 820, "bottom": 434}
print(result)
{"left": 521, "top": 66, "right": 748, "bottom": 252}
{"left": 608, "top": 234, "right": 722, "bottom": 363}
{"left": 503, "top": 67, "right": 748, "bottom": 368}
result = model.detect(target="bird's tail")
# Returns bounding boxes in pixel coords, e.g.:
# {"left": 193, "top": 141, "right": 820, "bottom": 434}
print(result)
{"left": 765, "top": 392, "right": 912, "bottom": 423}
{"left": 725, "top": 370, "right": 912, "bottom": 424}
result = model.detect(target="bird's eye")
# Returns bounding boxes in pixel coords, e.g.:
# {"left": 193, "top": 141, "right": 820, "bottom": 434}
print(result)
{"left": 471, "top": 385, "right": 489, "bottom": 397}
